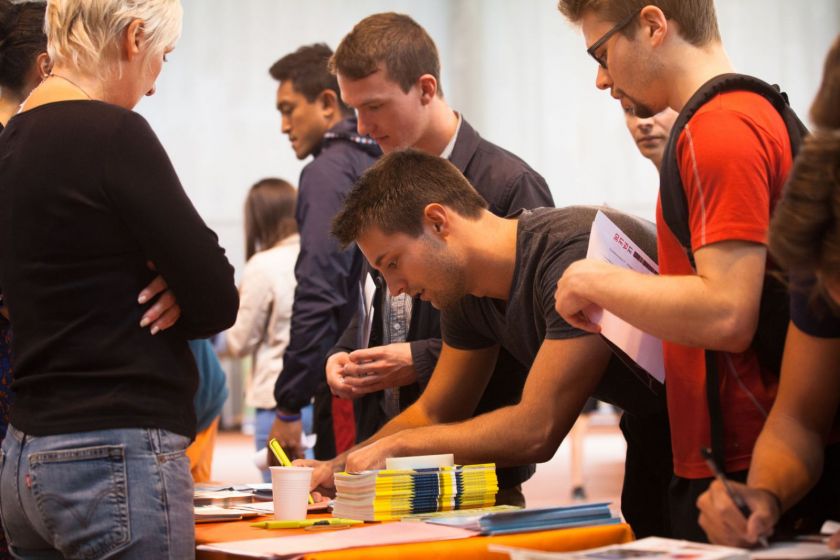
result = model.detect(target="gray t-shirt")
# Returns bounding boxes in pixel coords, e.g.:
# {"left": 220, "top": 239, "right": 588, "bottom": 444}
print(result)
{"left": 442, "top": 206, "right": 664, "bottom": 417}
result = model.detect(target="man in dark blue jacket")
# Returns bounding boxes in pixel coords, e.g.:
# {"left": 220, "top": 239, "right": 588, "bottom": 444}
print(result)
{"left": 312, "top": 14, "right": 554, "bottom": 506}
{"left": 267, "top": 44, "right": 380, "bottom": 460}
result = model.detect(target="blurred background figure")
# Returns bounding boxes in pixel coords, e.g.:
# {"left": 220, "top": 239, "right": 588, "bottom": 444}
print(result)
{"left": 0, "top": 1, "right": 48, "bottom": 558}
{"left": 226, "top": 178, "right": 303, "bottom": 481}
{"left": 623, "top": 107, "right": 678, "bottom": 171}
{"left": 0, "top": 0, "right": 49, "bottom": 125}
{"left": 186, "top": 338, "right": 229, "bottom": 483}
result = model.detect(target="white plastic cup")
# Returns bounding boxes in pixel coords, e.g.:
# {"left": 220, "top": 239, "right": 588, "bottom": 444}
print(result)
{"left": 269, "top": 466, "right": 313, "bottom": 520}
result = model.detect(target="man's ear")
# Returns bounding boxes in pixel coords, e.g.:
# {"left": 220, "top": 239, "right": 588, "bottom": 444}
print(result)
{"left": 417, "top": 74, "right": 438, "bottom": 105}
{"left": 319, "top": 89, "right": 340, "bottom": 119}
{"left": 639, "top": 5, "right": 668, "bottom": 47}
{"left": 424, "top": 203, "right": 449, "bottom": 236}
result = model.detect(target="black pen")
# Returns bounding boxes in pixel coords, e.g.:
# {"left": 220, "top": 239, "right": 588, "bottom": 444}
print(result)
{"left": 700, "top": 448, "right": 770, "bottom": 548}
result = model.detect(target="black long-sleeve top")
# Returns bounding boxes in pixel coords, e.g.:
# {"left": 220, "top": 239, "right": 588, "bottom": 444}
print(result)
{"left": 0, "top": 101, "right": 238, "bottom": 438}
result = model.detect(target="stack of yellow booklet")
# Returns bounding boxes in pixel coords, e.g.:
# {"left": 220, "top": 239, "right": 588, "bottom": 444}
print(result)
{"left": 332, "top": 463, "right": 498, "bottom": 521}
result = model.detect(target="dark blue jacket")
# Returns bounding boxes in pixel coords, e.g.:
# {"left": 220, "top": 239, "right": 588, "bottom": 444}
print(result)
{"left": 335, "top": 118, "right": 554, "bottom": 488}
{"left": 274, "top": 117, "right": 380, "bottom": 412}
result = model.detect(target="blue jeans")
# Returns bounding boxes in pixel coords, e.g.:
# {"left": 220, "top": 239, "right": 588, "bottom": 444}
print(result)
{"left": 0, "top": 425, "right": 194, "bottom": 560}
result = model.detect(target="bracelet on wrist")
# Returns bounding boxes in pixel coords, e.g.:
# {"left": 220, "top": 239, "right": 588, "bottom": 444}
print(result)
{"left": 761, "top": 488, "right": 784, "bottom": 514}
{"left": 276, "top": 410, "right": 301, "bottom": 422}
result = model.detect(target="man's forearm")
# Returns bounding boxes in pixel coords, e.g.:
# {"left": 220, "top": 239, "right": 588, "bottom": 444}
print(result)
{"left": 359, "top": 337, "right": 602, "bottom": 469}
{"left": 383, "top": 402, "right": 559, "bottom": 466}
{"left": 568, "top": 261, "right": 759, "bottom": 351}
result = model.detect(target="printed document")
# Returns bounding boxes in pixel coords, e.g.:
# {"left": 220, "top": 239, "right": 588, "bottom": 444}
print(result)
{"left": 585, "top": 211, "right": 665, "bottom": 384}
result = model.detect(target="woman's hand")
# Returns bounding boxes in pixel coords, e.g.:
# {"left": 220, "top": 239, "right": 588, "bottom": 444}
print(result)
{"left": 137, "top": 261, "right": 181, "bottom": 334}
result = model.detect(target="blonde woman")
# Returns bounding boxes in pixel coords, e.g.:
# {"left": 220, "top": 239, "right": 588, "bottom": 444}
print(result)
{"left": 0, "top": 1, "right": 237, "bottom": 558}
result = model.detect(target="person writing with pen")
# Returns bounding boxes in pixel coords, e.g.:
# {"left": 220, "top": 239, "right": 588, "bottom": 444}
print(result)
{"left": 697, "top": 35, "right": 840, "bottom": 548}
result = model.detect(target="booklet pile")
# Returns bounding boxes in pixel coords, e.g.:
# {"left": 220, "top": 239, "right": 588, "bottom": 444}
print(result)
{"left": 429, "top": 502, "right": 620, "bottom": 536}
{"left": 332, "top": 463, "right": 498, "bottom": 521}
{"left": 193, "top": 483, "right": 273, "bottom": 523}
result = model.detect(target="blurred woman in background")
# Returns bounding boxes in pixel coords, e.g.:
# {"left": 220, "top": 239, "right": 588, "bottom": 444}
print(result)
{"left": 226, "top": 178, "right": 301, "bottom": 481}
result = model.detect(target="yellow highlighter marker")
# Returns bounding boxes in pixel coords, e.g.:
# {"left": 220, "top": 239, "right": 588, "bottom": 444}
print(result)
{"left": 268, "top": 438, "right": 315, "bottom": 504}
{"left": 251, "top": 518, "right": 363, "bottom": 530}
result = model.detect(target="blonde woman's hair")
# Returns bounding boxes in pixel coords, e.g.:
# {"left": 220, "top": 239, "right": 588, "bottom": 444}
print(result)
{"left": 45, "top": 0, "right": 182, "bottom": 74}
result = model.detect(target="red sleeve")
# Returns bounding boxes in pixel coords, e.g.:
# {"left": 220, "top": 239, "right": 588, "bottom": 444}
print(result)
{"left": 677, "top": 104, "right": 784, "bottom": 251}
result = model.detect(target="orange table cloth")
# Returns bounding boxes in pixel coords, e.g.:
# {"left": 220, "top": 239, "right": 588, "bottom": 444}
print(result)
{"left": 195, "top": 515, "right": 634, "bottom": 560}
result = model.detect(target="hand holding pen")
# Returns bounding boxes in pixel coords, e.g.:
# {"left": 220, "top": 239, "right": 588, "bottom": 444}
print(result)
{"left": 697, "top": 448, "right": 778, "bottom": 548}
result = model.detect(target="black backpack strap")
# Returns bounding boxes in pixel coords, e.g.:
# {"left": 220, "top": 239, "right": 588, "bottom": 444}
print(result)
{"left": 660, "top": 73, "right": 804, "bottom": 263}
{"left": 705, "top": 349, "right": 726, "bottom": 470}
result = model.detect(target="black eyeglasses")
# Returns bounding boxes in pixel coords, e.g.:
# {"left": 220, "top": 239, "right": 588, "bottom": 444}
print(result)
{"left": 586, "top": 9, "right": 642, "bottom": 70}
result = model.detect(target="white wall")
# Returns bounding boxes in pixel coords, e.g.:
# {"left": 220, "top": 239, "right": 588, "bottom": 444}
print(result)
{"left": 136, "top": 0, "right": 840, "bottom": 276}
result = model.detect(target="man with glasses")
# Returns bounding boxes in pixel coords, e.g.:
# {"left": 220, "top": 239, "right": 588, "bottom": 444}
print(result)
{"left": 555, "top": 0, "right": 795, "bottom": 540}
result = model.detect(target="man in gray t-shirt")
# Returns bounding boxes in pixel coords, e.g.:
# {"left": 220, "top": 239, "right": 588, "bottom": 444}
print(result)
{"left": 327, "top": 149, "right": 672, "bottom": 537}
{"left": 444, "top": 206, "right": 649, "bottom": 380}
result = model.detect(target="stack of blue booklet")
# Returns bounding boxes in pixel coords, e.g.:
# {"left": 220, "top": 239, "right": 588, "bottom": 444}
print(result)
{"left": 427, "top": 502, "right": 619, "bottom": 535}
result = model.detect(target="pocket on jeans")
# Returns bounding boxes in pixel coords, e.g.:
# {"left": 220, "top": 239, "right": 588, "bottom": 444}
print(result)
{"left": 153, "top": 430, "right": 190, "bottom": 460}
{"left": 29, "top": 445, "right": 130, "bottom": 560}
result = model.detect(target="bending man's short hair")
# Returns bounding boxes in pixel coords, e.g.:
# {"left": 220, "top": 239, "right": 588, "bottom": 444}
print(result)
{"left": 332, "top": 149, "right": 487, "bottom": 247}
